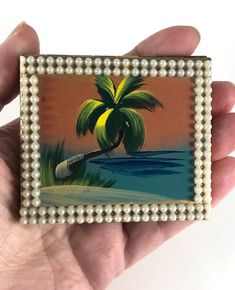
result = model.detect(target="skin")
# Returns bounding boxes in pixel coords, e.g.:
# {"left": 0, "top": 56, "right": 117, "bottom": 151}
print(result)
{"left": 0, "top": 23, "right": 235, "bottom": 290}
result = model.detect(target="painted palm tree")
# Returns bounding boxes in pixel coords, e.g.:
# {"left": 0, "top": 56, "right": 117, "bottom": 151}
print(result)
{"left": 55, "top": 75, "right": 163, "bottom": 179}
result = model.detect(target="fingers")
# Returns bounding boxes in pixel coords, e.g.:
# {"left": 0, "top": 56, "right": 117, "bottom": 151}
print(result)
{"left": 212, "top": 81, "right": 235, "bottom": 117}
{"left": 212, "top": 113, "right": 235, "bottom": 161}
{"left": 0, "top": 22, "right": 40, "bottom": 108}
{"left": 127, "top": 26, "right": 200, "bottom": 56}
{"left": 124, "top": 156, "right": 235, "bottom": 268}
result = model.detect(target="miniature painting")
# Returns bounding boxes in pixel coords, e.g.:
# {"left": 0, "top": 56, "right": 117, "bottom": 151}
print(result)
{"left": 38, "top": 74, "right": 194, "bottom": 206}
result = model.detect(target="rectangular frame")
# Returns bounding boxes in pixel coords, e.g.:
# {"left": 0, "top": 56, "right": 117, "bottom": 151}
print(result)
{"left": 19, "top": 55, "right": 212, "bottom": 224}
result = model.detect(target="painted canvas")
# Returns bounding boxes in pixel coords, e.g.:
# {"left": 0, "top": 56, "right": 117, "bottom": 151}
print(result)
{"left": 38, "top": 74, "right": 195, "bottom": 206}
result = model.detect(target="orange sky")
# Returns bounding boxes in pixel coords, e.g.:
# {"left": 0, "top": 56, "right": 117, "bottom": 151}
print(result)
{"left": 38, "top": 75, "right": 195, "bottom": 153}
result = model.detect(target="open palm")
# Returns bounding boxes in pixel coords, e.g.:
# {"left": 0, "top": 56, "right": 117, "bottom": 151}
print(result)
{"left": 0, "top": 23, "right": 235, "bottom": 290}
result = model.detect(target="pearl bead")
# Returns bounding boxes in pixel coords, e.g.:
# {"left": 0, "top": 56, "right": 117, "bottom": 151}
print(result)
{"left": 204, "top": 87, "right": 212, "bottom": 95}
{"left": 150, "top": 213, "right": 159, "bottom": 221}
{"left": 104, "top": 204, "right": 113, "bottom": 214}
{"left": 186, "top": 69, "right": 194, "bottom": 77}
{"left": 103, "top": 58, "right": 111, "bottom": 67}
{"left": 168, "top": 69, "right": 176, "bottom": 77}
{"left": 37, "top": 56, "right": 45, "bottom": 65}
{"left": 22, "top": 198, "right": 31, "bottom": 207}
{"left": 178, "top": 213, "right": 186, "bottom": 221}
{"left": 29, "top": 75, "right": 38, "bottom": 85}
{"left": 177, "top": 60, "right": 185, "bottom": 68}
{"left": 132, "top": 213, "right": 140, "bottom": 222}
{"left": 73, "top": 205, "right": 86, "bottom": 217}
{"left": 48, "top": 206, "right": 56, "bottom": 216}
{"left": 177, "top": 203, "right": 186, "bottom": 212}
{"left": 187, "top": 212, "right": 195, "bottom": 221}
{"left": 160, "top": 213, "right": 168, "bottom": 221}
{"left": 77, "top": 216, "right": 85, "bottom": 224}
{"left": 141, "top": 214, "right": 150, "bottom": 222}
{"left": 159, "top": 204, "right": 168, "bottom": 213}
{"left": 20, "top": 65, "right": 26, "bottom": 73}
{"left": 20, "top": 207, "right": 28, "bottom": 216}
{"left": 86, "top": 215, "right": 94, "bottom": 223}
{"left": 85, "top": 67, "right": 93, "bottom": 75}
{"left": 46, "top": 57, "right": 55, "bottom": 65}
{"left": 150, "top": 59, "right": 158, "bottom": 68}
{"left": 140, "top": 68, "right": 148, "bottom": 77}
{"left": 114, "top": 214, "right": 122, "bottom": 222}
{"left": 140, "top": 59, "right": 148, "bottom": 68}
{"left": 27, "top": 56, "right": 35, "bottom": 65}
{"left": 27, "top": 66, "right": 35, "bottom": 74}
{"left": 203, "top": 195, "right": 212, "bottom": 202}
{"left": 122, "top": 68, "right": 130, "bottom": 76}
{"left": 195, "top": 77, "right": 204, "bottom": 86}
{"left": 194, "top": 194, "right": 203, "bottom": 202}
{"left": 195, "top": 60, "right": 203, "bottom": 68}
{"left": 122, "top": 58, "right": 130, "bottom": 67}
{"left": 75, "top": 67, "right": 83, "bottom": 75}
{"left": 65, "top": 57, "right": 74, "bottom": 66}
{"left": 47, "top": 66, "right": 55, "bottom": 74}
{"left": 113, "top": 68, "right": 121, "bottom": 76}
{"left": 186, "top": 60, "right": 194, "bottom": 68}
{"left": 204, "top": 78, "right": 212, "bottom": 86}
{"left": 57, "top": 216, "right": 65, "bottom": 224}
{"left": 48, "top": 216, "right": 56, "bottom": 224}
{"left": 56, "top": 66, "right": 64, "bottom": 74}
{"left": 195, "top": 204, "right": 204, "bottom": 212}
{"left": 84, "top": 57, "right": 93, "bottom": 66}
{"left": 67, "top": 205, "right": 75, "bottom": 215}
{"left": 114, "top": 204, "right": 122, "bottom": 214}
{"left": 123, "top": 214, "right": 131, "bottom": 222}
{"left": 32, "top": 198, "right": 41, "bottom": 207}
{"left": 95, "top": 215, "right": 103, "bottom": 223}
{"left": 141, "top": 204, "right": 150, "bottom": 213}
{"left": 22, "top": 189, "right": 30, "bottom": 198}
{"left": 94, "top": 58, "right": 102, "bottom": 67}
{"left": 39, "top": 217, "right": 47, "bottom": 224}
{"left": 132, "top": 204, "right": 140, "bottom": 213}
{"left": 65, "top": 67, "right": 74, "bottom": 74}
{"left": 131, "top": 59, "right": 139, "bottom": 67}
{"left": 95, "top": 205, "right": 103, "bottom": 214}
{"left": 85, "top": 205, "right": 94, "bottom": 214}
{"left": 20, "top": 217, "right": 28, "bottom": 224}
{"left": 204, "top": 60, "right": 211, "bottom": 68}
{"left": 177, "top": 69, "right": 185, "bottom": 77}
{"left": 168, "top": 204, "right": 177, "bottom": 212}
{"left": 75, "top": 57, "right": 83, "bottom": 66}
{"left": 29, "top": 217, "right": 37, "bottom": 224}
{"left": 38, "top": 207, "right": 46, "bottom": 216}
{"left": 94, "top": 68, "right": 102, "bottom": 75}
{"left": 195, "top": 69, "right": 203, "bottom": 77}
{"left": 30, "top": 142, "right": 39, "bottom": 151}
{"left": 150, "top": 204, "right": 158, "bottom": 213}
{"left": 103, "top": 68, "right": 111, "bottom": 75}
{"left": 149, "top": 69, "right": 157, "bottom": 77}
{"left": 195, "top": 212, "right": 204, "bottom": 220}
{"left": 57, "top": 206, "right": 66, "bottom": 215}
{"left": 67, "top": 216, "right": 75, "bottom": 224}
{"left": 131, "top": 68, "right": 139, "bottom": 77}
{"left": 113, "top": 58, "right": 121, "bottom": 67}
{"left": 169, "top": 213, "right": 177, "bottom": 221}
{"left": 37, "top": 66, "right": 45, "bottom": 74}
{"left": 123, "top": 204, "right": 131, "bottom": 213}
{"left": 32, "top": 189, "right": 40, "bottom": 198}
{"left": 159, "top": 59, "right": 167, "bottom": 68}
{"left": 159, "top": 69, "right": 167, "bottom": 77}
{"left": 186, "top": 204, "right": 195, "bottom": 212}
{"left": 56, "top": 57, "right": 64, "bottom": 66}
{"left": 20, "top": 86, "right": 29, "bottom": 95}
{"left": 168, "top": 60, "right": 176, "bottom": 68}
{"left": 30, "top": 95, "right": 39, "bottom": 103}
{"left": 22, "top": 180, "right": 30, "bottom": 189}
{"left": 104, "top": 215, "right": 113, "bottom": 223}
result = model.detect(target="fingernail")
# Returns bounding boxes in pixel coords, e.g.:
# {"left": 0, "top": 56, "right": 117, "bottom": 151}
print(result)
{"left": 8, "top": 21, "right": 27, "bottom": 38}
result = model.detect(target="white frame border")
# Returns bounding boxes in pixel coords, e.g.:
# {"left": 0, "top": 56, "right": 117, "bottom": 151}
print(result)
{"left": 19, "top": 55, "right": 212, "bottom": 224}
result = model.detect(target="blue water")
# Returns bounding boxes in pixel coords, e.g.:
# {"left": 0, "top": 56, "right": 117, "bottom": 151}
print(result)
{"left": 87, "top": 150, "right": 194, "bottom": 200}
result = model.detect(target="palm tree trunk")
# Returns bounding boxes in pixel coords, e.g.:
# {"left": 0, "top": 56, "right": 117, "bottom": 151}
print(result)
{"left": 55, "top": 131, "right": 124, "bottom": 179}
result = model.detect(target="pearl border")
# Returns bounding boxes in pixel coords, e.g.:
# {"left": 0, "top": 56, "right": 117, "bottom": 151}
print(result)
{"left": 19, "top": 55, "right": 212, "bottom": 224}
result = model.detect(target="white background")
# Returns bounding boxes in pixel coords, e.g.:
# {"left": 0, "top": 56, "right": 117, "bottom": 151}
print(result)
{"left": 0, "top": 1, "right": 235, "bottom": 289}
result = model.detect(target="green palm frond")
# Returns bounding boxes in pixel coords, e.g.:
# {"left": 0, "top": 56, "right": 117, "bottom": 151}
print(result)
{"left": 76, "top": 99, "right": 106, "bottom": 136}
{"left": 95, "top": 75, "right": 116, "bottom": 105}
{"left": 105, "top": 110, "right": 124, "bottom": 144}
{"left": 120, "top": 90, "right": 164, "bottom": 111}
{"left": 95, "top": 108, "right": 114, "bottom": 150}
{"left": 115, "top": 76, "right": 145, "bottom": 103}
{"left": 120, "top": 108, "right": 145, "bottom": 152}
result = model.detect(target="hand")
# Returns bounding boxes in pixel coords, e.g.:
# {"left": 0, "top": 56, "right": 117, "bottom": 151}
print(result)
{"left": 0, "top": 23, "right": 235, "bottom": 290}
